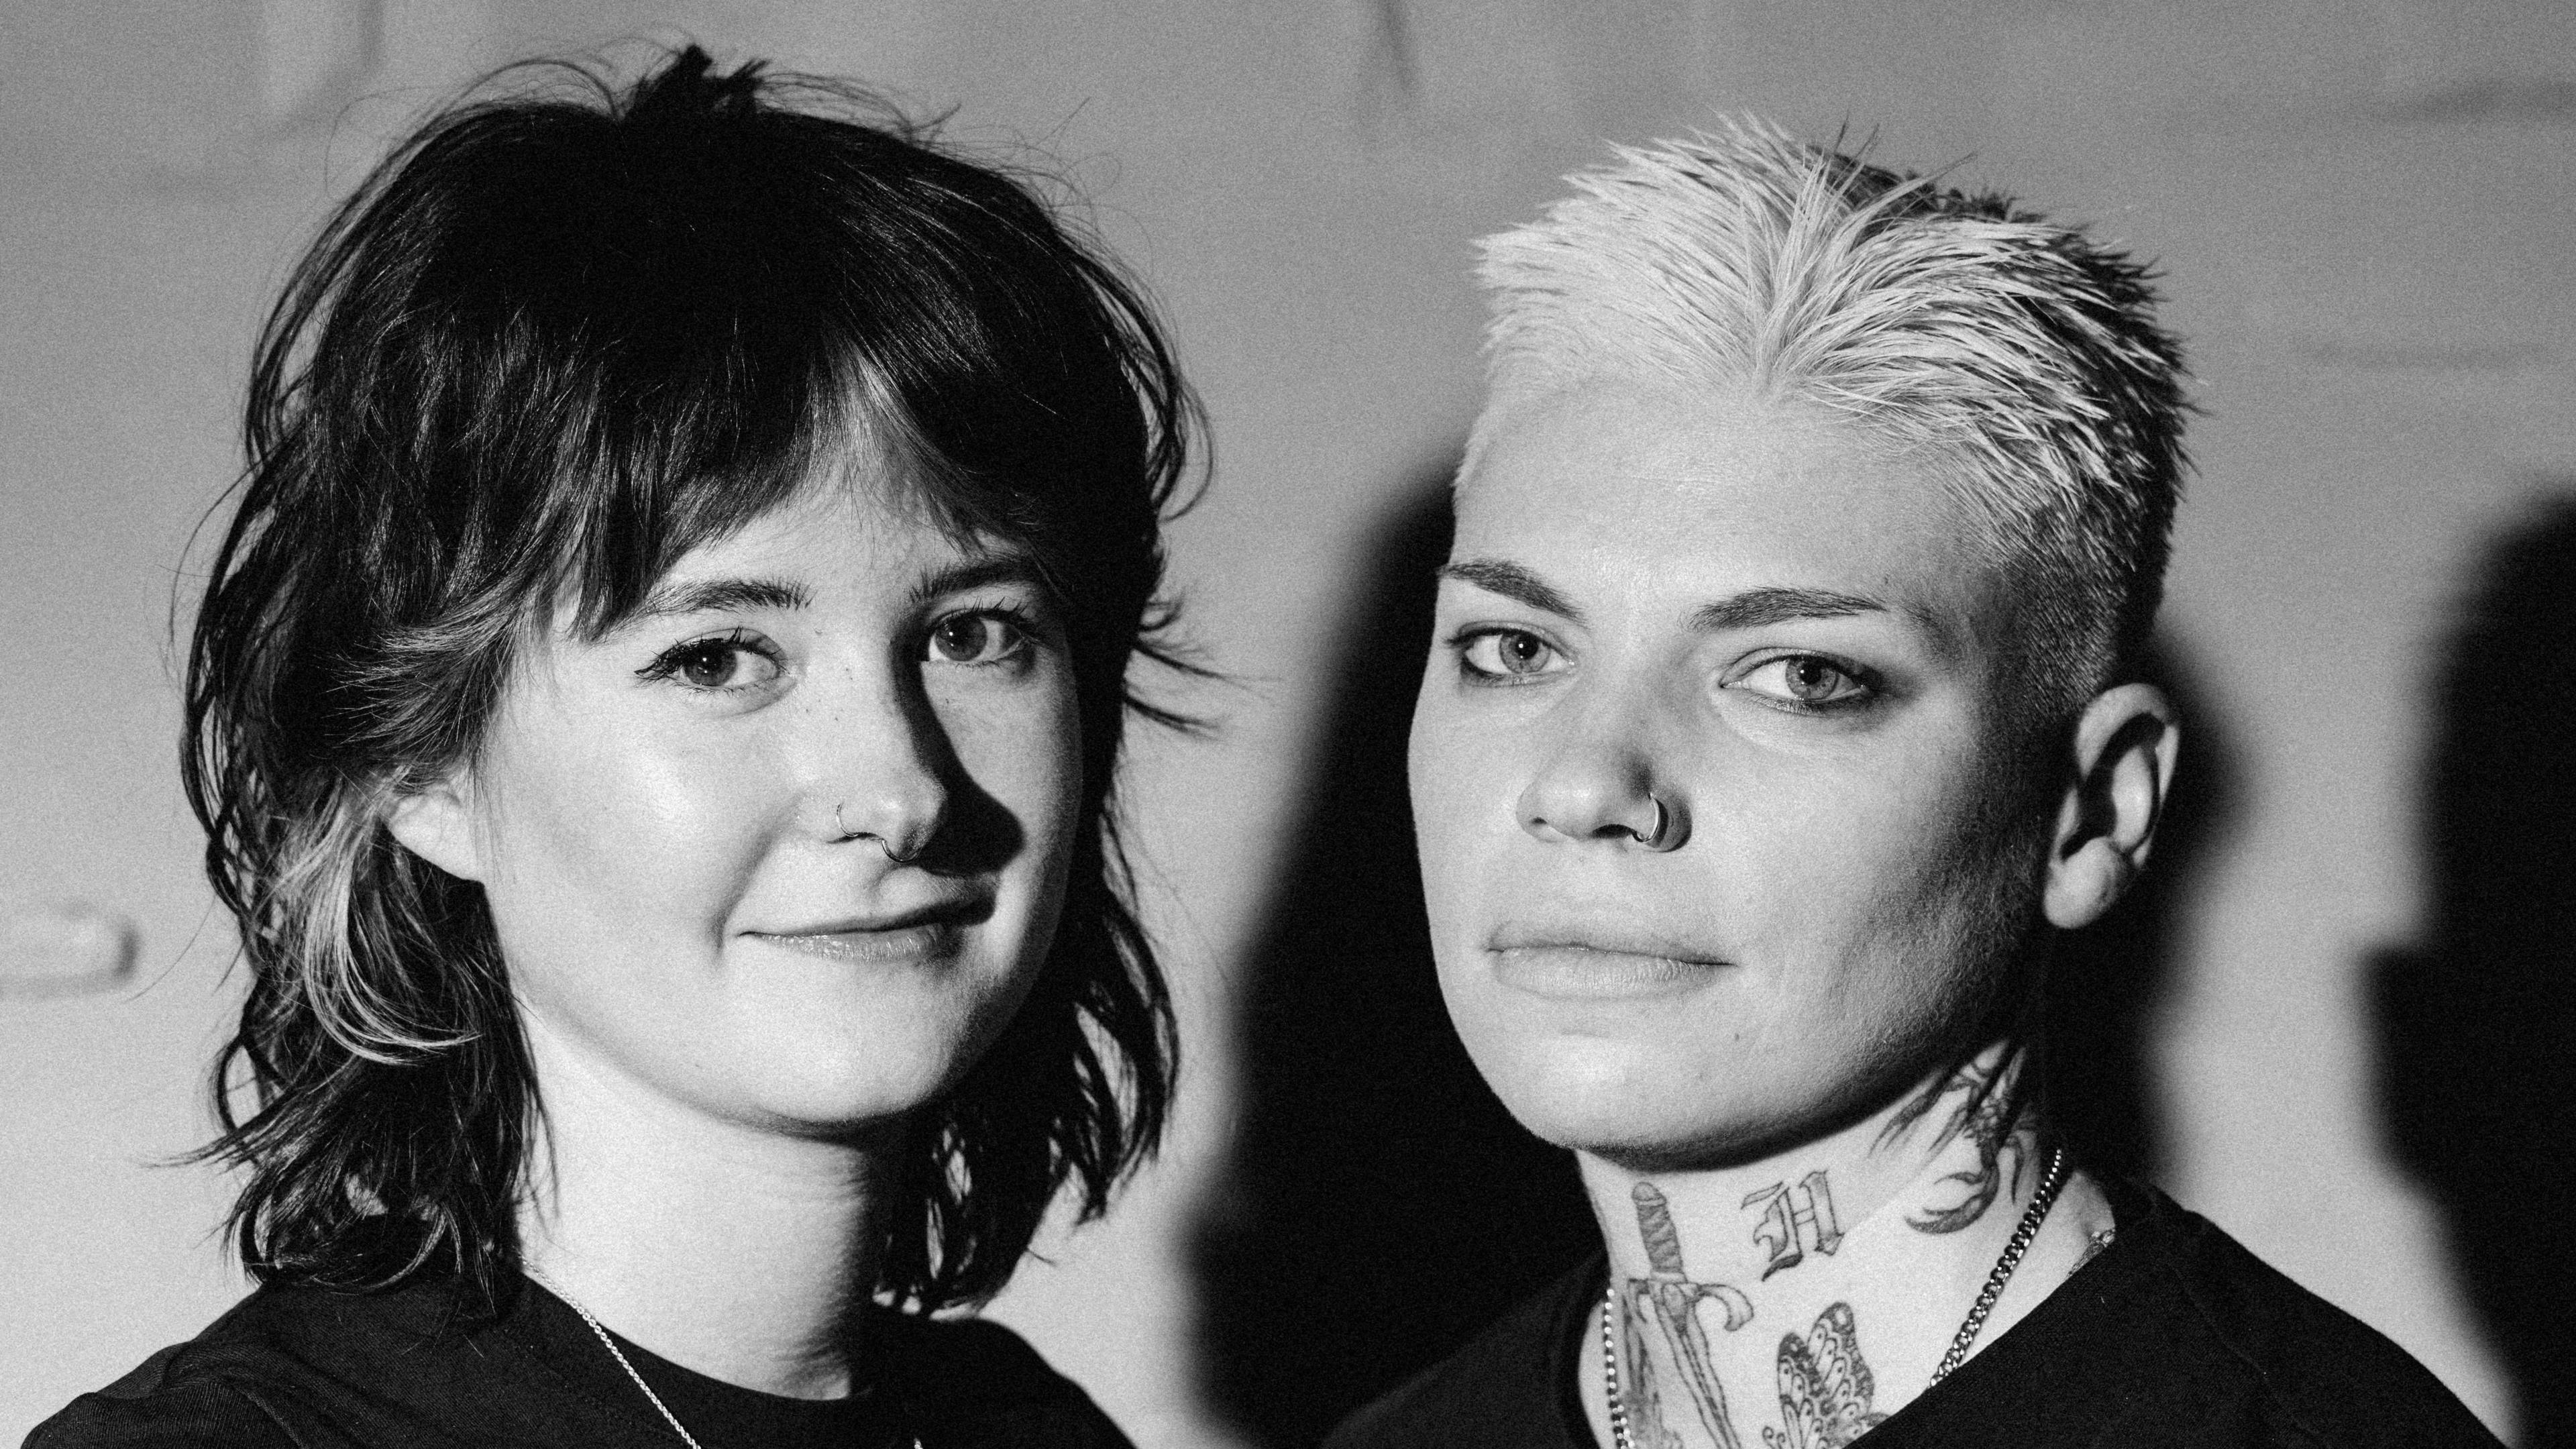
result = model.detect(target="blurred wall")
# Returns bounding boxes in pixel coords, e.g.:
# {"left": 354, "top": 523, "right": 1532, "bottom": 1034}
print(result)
{"left": 5, "top": 1, "right": 2571, "bottom": 1443}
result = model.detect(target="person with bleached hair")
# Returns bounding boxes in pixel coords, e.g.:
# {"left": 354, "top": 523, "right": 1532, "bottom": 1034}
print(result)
{"left": 1329, "top": 123, "right": 2499, "bottom": 1448}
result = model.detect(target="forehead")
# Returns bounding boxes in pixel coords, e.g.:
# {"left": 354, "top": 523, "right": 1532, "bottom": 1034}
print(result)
{"left": 1454, "top": 382, "right": 1998, "bottom": 639}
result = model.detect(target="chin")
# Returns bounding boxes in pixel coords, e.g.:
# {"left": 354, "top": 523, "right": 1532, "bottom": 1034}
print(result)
{"left": 735, "top": 1061, "right": 959, "bottom": 1140}
{"left": 1456, "top": 1012, "right": 1839, "bottom": 1173}
{"left": 709, "top": 1014, "right": 992, "bottom": 1139}
{"left": 1467, "top": 1024, "right": 1690, "bottom": 1149}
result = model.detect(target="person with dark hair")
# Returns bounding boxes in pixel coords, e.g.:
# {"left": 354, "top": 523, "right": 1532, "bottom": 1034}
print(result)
{"left": 33, "top": 45, "right": 1197, "bottom": 1449}
{"left": 1331, "top": 121, "right": 2501, "bottom": 1448}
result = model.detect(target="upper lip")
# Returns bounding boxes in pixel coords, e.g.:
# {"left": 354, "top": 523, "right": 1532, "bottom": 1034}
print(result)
{"left": 1487, "top": 920, "right": 1727, "bottom": 967}
{"left": 751, "top": 894, "right": 993, "bottom": 937}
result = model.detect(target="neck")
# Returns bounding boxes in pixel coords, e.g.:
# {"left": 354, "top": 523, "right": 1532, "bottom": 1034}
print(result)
{"left": 515, "top": 1019, "right": 895, "bottom": 1400}
{"left": 1579, "top": 1040, "right": 2106, "bottom": 1449}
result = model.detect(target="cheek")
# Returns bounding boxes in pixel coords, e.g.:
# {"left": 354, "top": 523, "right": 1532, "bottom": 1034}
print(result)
{"left": 1759, "top": 743, "right": 2040, "bottom": 1018}
{"left": 1712, "top": 741, "right": 2006, "bottom": 975}
{"left": 1407, "top": 689, "right": 1497, "bottom": 917}
{"left": 474, "top": 707, "right": 781, "bottom": 946}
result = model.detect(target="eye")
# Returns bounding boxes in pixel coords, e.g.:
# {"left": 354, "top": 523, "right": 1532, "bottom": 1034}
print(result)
{"left": 1733, "top": 655, "right": 1873, "bottom": 710}
{"left": 1456, "top": 627, "right": 1566, "bottom": 681}
{"left": 640, "top": 632, "right": 782, "bottom": 693}
{"left": 924, "top": 609, "right": 1032, "bottom": 667}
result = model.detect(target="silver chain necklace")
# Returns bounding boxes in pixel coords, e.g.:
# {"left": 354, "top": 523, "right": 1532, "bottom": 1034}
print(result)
{"left": 525, "top": 1270, "right": 928, "bottom": 1449}
{"left": 526, "top": 1271, "right": 928, "bottom": 1449}
{"left": 527, "top": 1269, "right": 711, "bottom": 1449}
{"left": 1599, "top": 1144, "right": 2070, "bottom": 1449}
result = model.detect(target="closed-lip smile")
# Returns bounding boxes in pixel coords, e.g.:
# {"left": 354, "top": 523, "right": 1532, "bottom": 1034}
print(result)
{"left": 745, "top": 896, "right": 991, "bottom": 965}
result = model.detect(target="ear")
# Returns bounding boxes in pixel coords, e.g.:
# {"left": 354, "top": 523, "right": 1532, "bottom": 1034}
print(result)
{"left": 2042, "top": 682, "right": 2181, "bottom": 930}
{"left": 383, "top": 767, "right": 488, "bottom": 883}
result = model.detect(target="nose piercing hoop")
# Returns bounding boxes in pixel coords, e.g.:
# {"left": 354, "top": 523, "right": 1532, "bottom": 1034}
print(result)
{"left": 1639, "top": 794, "right": 1678, "bottom": 851}
{"left": 832, "top": 803, "right": 924, "bottom": 865}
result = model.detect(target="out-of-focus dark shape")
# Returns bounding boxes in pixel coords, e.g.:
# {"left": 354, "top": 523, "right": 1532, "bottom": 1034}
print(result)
{"left": 0, "top": 900, "right": 139, "bottom": 998}
{"left": 2044, "top": 638, "right": 2235, "bottom": 1184}
{"left": 2375, "top": 492, "right": 2576, "bottom": 1449}
{"left": 1191, "top": 466, "right": 1597, "bottom": 1449}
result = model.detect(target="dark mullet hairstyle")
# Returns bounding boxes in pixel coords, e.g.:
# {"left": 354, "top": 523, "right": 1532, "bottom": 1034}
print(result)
{"left": 182, "top": 46, "right": 1197, "bottom": 1314}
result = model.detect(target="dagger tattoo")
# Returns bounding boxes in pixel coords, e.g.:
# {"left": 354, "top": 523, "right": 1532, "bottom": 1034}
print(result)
{"left": 1622, "top": 1181, "right": 1758, "bottom": 1449}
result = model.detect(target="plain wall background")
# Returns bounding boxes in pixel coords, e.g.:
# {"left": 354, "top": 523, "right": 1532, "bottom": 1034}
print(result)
{"left": 6, "top": 1, "right": 2571, "bottom": 1443}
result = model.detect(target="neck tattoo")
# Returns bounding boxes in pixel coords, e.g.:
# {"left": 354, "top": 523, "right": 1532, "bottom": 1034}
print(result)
{"left": 1599, "top": 1144, "right": 2070, "bottom": 1449}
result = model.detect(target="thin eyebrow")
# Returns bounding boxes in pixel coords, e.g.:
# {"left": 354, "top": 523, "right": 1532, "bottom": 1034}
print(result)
{"left": 1690, "top": 586, "right": 1893, "bottom": 633}
{"left": 628, "top": 577, "right": 812, "bottom": 621}
{"left": 1438, "top": 558, "right": 1584, "bottom": 624}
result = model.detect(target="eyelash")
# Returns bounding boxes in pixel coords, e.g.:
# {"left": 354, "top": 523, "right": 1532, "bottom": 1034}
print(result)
{"left": 636, "top": 629, "right": 783, "bottom": 694}
{"left": 925, "top": 603, "right": 1044, "bottom": 667}
{"left": 636, "top": 601, "right": 1049, "bottom": 692}
{"left": 1447, "top": 629, "right": 1879, "bottom": 715}
{"left": 1449, "top": 626, "right": 1564, "bottom": 684}
{"left": 1731, "top": 653, "right": 1879, "bottom": 714}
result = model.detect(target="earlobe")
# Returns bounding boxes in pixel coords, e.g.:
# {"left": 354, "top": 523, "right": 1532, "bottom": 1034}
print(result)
{"left": 2042, "top": 682, "right": 2181, "bottom": 931}
{"left": 384, "top": 771, "right": 487, "bottom": 883}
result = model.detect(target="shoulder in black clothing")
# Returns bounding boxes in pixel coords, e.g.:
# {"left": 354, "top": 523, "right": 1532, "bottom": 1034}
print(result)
{"left": 1324, "top": 1177, "right": 2505, "bottom": 1449}
{"left": 1321, "top": 1251, "right": 1598, "bottom": 1449}
{"left": 28, "top": 1275, "right": 1131, "bottom": 1449}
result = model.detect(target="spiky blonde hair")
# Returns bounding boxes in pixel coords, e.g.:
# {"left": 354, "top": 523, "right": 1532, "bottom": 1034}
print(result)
{"left": 1470, "top": 118, "right": 2188, "bottom": 712}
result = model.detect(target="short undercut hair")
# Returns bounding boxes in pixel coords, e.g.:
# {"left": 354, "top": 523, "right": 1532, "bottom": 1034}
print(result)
{"left": 1470, "top": 118, "right": 2188, "bottom": 714}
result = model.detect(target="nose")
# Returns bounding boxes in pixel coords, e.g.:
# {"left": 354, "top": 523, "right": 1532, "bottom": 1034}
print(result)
{"left": 1515, "top": 716, "right": 1688, "bottom": 853}
{"left": 814, "top": 672, "right": 952, "bottom": 865}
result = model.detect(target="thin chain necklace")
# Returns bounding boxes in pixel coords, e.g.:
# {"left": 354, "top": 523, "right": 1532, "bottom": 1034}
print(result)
{"left": 1599, "top": 1144, "right": 2069, "bottom": 1449}
{"left": 526, "top": 1270, "right": 926, "bottom": 1449}
{"left": 525, "top": 1270, "right": 927, "bottom": 1449}
{"left": 526, "top": 1269, "right": 710, "bottom": 1449}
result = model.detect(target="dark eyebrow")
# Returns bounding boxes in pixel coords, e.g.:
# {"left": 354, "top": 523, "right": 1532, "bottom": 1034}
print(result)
{"left": 909, "top": 553, "right": 1051, "bottom": 608}
{"left": 1437, "top": 558, "right": 1583, "bottom": 623}
{"left": 629, "top": 577, "right": 812, "bottom": 621}
{"left": 1690, "top": 586, "right": 1893, "bottom": 633}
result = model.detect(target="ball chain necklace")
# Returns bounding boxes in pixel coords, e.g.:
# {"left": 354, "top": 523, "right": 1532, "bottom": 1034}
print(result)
{"left": 1599, "top": 1144, "right": 2070, "bottom": 1449}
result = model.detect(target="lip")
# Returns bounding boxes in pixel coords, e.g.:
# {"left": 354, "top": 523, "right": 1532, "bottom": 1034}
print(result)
{"left": 745, "top": 898, "right": 987, "bottom": 965}
{"left": 1485, "top": 924, "right": 1729, "bottom": 1001}
{"left": 751, "top": 922, "right": 965, "bottom": 965}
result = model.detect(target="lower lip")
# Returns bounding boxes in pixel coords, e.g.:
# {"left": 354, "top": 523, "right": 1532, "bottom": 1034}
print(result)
{"left": 1489, "top": 946, "right": 1727, "bottom": 1001}
{"left": 749, "top": 924, "right": 963, "bottom": 965}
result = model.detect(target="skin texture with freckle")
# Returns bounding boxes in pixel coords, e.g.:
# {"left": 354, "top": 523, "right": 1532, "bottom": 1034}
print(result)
{"left": 415, "top": 478, "right": 1084, "bottom": 1143}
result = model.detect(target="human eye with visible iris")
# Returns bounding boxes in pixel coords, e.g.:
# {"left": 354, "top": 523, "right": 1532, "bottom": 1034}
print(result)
{"left": 637, "top": 629, "right": 786, "bottom": 694}
{"left": 922, "top": 604, "right": 1041, "bottom": 672}
{"left": 1452, "top": 626, "right": 1568, "bottom": 684}
{"left": 1729, "top": 653, "right": 1878, "bottom": 713}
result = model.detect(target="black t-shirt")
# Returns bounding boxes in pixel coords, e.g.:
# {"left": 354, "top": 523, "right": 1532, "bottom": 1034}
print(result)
{"left": 1325, "top": 1177, "right": 2503, "bottom": 1449}
{"left": 27, "top": 1274, "right": 1132, "bottom": 1449}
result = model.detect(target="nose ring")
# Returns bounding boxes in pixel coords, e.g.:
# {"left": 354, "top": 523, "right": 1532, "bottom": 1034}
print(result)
{"left": 832, "top": 803, "right": 923, "bottom": 865}
{"left": 1638, "top": 794, "right": 1680, "bottom": 852}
